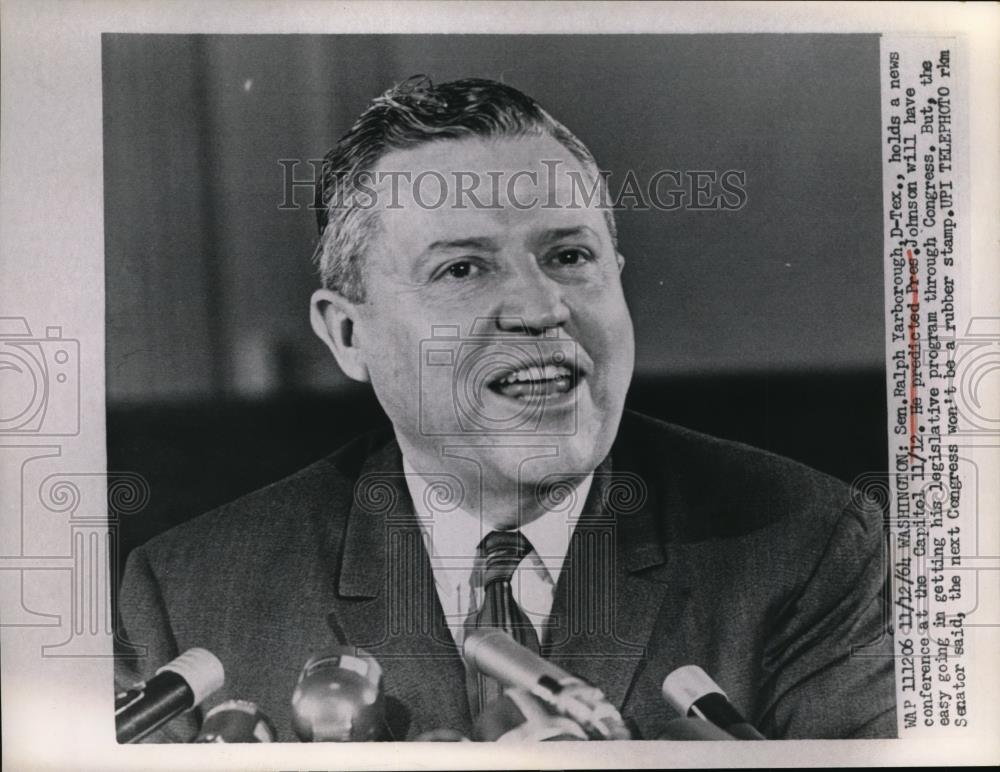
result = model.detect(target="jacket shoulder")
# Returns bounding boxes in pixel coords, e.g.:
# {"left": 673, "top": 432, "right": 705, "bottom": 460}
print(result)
{"left": 135, "top": 427, "right": 393, "bottom": 578}
{"left": 615, "top": 410, "right": 873, "bottom": 538}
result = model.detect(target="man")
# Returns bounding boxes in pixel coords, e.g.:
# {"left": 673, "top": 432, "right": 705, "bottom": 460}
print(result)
{"left": 117, "top": 76, "right": 896, "bottom": 741}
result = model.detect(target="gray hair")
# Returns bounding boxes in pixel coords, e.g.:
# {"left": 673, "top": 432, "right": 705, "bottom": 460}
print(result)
{"left": 312, "top": 76, "right": 617, "bottom": 302}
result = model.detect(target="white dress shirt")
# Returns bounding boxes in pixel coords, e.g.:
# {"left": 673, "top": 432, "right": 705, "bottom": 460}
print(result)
{"left": 402, "top": 458, "right": 594, "bottom": 649}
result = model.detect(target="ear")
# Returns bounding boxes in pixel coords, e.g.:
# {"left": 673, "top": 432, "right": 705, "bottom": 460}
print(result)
{"left": 310, "top": 288, "right": 370, "bottom": 383}
{"left": 615, "top": 251, "right": 626, "bottom": 273}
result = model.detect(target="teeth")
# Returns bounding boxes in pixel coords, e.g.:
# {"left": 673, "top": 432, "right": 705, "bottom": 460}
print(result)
{"left": 498, "top": 364, "right": 572, "bottom": 385}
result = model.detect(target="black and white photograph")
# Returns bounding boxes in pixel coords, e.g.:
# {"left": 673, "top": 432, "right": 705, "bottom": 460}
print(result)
{"left": 106, "top": 33, "right": 895, "bottom": 743}
{"left": 1, "top": 2, "right": 998, "bottom": 770}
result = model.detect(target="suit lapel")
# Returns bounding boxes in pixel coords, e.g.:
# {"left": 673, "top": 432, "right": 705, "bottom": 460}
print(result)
{"left": 544, "top": 454, "right": 671, "bottom": 711}
{"left": 328, "top": 440, "right": 472, "bottom": 738}
{"left": 325, "top": 434, "right": 674, "bottom": 735}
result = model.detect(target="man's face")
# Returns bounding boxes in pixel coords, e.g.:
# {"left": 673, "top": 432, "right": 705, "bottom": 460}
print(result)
{"left": 350, "top": 134, "right": 635, "bottom": 490}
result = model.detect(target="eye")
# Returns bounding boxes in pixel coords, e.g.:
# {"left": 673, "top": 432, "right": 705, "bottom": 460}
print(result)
{"left": 439, "top": 260, "right": 480, "bottom": 280}
{"left": 448, "top": 261, "right": 473, "bottom": 278}
{"left": 550, "top": 247, "right": 592, "bottom": 266}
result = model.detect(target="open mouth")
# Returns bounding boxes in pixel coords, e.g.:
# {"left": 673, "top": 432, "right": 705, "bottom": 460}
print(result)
{"left": 486, "top": 362, "right": 580, "bottom": 400}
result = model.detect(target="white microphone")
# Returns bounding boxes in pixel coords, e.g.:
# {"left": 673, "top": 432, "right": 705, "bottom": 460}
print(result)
{"left": 115, "top": 648, "right": 225, "bottom": 743}
{"left": 463, "top": 629, "right": 630, "bottom": 740}
{"left": 661, "top": 665, "right": 765, "bottom": 740}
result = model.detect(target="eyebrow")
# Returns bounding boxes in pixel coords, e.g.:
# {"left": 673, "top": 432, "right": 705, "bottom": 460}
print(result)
{"left": 422, "top": 226, "right": 598, "bottom": 253}
{"left": 423, "top": 237, "right": 499, "bottom": 253}
{"left": 540, "top": 226, "right": 598, "bottom": 242}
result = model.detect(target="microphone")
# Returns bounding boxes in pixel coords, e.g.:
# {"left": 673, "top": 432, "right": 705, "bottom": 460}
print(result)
{"left": 463, "top": 629, "right": 630, "bottom": 740}
{"left": 661, "top": 665, "right": 765, "bottom": 740}
{"left": 193, "top": 700, "right": 276, "bottom": 743}
{"left": 115, "top": 648, "right": 225, "bottom": 743}
{"left": 290, "top": 648, "right": 385, "bottom": 742}
{"left": 473, "top": 688, "right": 589, "bottom": 742}
{"left": 656, "top": 717, "right": 736, "bottom": 741}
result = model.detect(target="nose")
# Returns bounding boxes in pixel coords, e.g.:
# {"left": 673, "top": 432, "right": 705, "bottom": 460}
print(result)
{"left": 495, "top": 262, "right": 570, "bottom": 335}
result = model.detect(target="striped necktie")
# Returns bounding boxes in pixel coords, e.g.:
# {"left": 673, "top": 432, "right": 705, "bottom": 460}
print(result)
{"left": 464, "top": 529, "right": 540, "bottom": 718}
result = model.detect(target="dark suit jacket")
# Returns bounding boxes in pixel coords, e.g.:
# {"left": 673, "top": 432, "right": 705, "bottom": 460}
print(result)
{"left": 116, "top": 410, "right": 896, "bottom": 741}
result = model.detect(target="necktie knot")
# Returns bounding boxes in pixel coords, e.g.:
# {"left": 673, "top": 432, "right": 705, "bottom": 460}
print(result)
{"left": 478, "top": 530, "right": 532, "bottom": 586}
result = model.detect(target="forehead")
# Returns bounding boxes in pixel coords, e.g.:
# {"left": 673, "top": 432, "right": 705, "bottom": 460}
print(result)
{"left": 369, "top": 134, "right": 610, "bottom": 248}
{"left": 373, "top": 133, "right": 588, "bottom": 182}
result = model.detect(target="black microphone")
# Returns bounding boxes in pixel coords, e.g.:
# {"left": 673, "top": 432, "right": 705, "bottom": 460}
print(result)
{"left": 473, "top": 688, "right": 589, "bottom": 742}
{"left": 661, "top": 665, "right": 765, "bottom": 740}
{"left": 463, "top": 629, "right": 630, "bottom": 740}
{"left": 290, "top": 648, "right": 385, "bottom": 741}
{"left": 115, "top": 648, "right": 225, "bottom": 743}
{"left": 193, "top": 700, "right": 276, "bottom": 743}
{"left": 656, "top": 717, "right": 736, "bottom": 741}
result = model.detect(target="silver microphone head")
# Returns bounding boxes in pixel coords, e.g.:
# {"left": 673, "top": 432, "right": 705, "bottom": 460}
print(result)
{"left": 290, "top": 648, "right": 385, "bottom": 742}
{"left": 195, "top": 699, "right": 276, "bottom": 742}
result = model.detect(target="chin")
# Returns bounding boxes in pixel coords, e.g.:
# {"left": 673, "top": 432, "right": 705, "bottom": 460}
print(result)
{"left": 486, "top": 433, "right": 607, "bottom": 488}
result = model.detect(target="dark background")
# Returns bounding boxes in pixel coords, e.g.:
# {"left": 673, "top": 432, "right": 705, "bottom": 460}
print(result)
{"left": 103, "top": 34, "right": 887, "bottom": 570}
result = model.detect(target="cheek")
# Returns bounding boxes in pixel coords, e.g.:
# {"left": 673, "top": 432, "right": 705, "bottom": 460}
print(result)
{"left": 578, "top": 298, "right": 635, "bottom": 404}
{"left": 582, "top": 292, "right": 634, "bottom": 355}
{"left": 615, "top": 305, "right": 636, "bottom": 368}
{"left": 360, "top": 315, "right": 422, "bottom": 390}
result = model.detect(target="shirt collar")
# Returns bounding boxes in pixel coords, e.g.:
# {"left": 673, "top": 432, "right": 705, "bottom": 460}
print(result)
{"left": 520, "top": 474, "right": 592, "bottom": 585}
{"left": 401, "top": 456, "right": 593, "bottom": 585}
